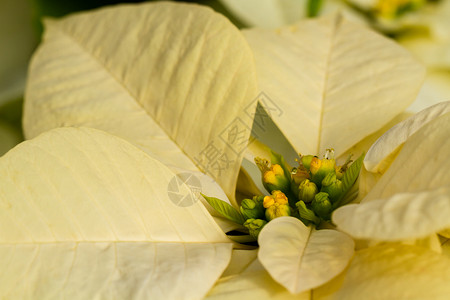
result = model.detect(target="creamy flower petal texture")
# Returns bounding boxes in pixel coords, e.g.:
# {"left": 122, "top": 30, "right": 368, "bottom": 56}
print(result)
{"left": 0, "top": 127, "right": 232, "bottom": 299}
{"left": 365, "top": 101, "right": 450, "bottom": 173}
{"left": 243, "top": 14, "right": 425, "bottom": 156}
{"left": 333, "top": 188, "right": 450, "bottom": 240}
{"left": 24, "top": 2, "right": 258, "bottom": 204}
{"left": 258, "top": 217, "right": 354, "bottom": 294}
{"left": 314, "top": 244, "right": 450, "bottom": 300}
{"left": 333, "top": 112, "right": 450, "bottom": 240}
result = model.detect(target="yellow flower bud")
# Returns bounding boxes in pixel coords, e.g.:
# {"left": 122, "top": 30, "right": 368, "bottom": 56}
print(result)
{"left": 265, "top": 204, "right": 291, "bottom": 221}
{"left": 311, "top": 158, "right": 336, "bottom": 187}
{"left": 256, "top": 157, "right": 291, "bottom": 194}
{"left": 263, "top": 191, "right": 291, "bottom": 220}
{"left": 272, "top": 190, "right": 289, "bottom": 205}
{"left": 272, "top": 164, "right": 284, "bottom": 176}
{"left": 310, "top": 156, "right": 321, "bottom": 175}
{"left": 263, "top": 195, "right": 275, "bottom": 208}
{"left": 310, "top": 150, "right": 336, "bottom": 187}
{"left": 263, "top": 164, "right": 290, "bottom": 193}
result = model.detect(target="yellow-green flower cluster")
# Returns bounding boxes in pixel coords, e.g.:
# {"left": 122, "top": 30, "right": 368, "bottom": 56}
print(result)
{"left": 207, "top": 149, "right": 361, "bottom": 240}
{"left": 241, "top": 191, "right": 291, "bottom": 238}
{"left": 249, "top": 149, "right": 359, "bottom": 229}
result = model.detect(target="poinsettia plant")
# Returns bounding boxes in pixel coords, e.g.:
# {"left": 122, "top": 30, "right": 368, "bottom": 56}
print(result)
{"left": 1, "top": 2, "right": 450, "bottom": 299}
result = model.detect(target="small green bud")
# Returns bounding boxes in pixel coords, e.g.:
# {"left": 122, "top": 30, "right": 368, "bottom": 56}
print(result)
{"left": 265, "top": 204, "right": 291, "bottom": 221}
{"left": 311, "top": 192, "right": 332, "bottom": 219}
{"left": 321, "top": 172, "right": 336, "bottom": 187}
{"left": 321, "top": 173, "right": 344, "bottom": 202}
{"left": 298, "top": 179, "right": 318, "bottom": 203}
{"left": 301, "top": 155, "right": 315, "bottom": 170}
{"left": 244, "top": 218, "right": 267, "bottom": 239}
{"left": 296, "top": 200, "right": 320, "bottom": 225}
{"left": 240, "top": 197, "right": 265, "bottom": 220}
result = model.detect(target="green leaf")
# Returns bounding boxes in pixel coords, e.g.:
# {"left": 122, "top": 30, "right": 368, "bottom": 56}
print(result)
{"left": 334, "top": 153, "right": 365, "bottom": 208}
{"left": 202, "top": 194, "right": 246, "bottom": 225}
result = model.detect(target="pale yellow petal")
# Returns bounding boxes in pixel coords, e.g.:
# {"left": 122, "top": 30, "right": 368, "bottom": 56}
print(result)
{"left": 314, "top": 244, "right": 450, "bottom": 300}
{"left": 364, "top": 111, "right": 450, "bottom": 201}
{"left": 24, "top": 2, "right": 258, "bottom": 206}
{"left": 365, "top": 102, "right": 450, "bottom": 174}
{"left": 402, "top": 233, "right": 442, "bottom": 254}
{"left": 334, "top": 187, "right": 450, "bottom": 241}
{"left": 221, "top": 249, "right": 259, "bottom": 277}
{"left": 334, "top": 112, "right": 450, "bottom": 240}
{"left": 258, "top": 217, "right": 354, "bottom": 294}
{"left": 208, "top": 253, "right": 309, "bottom": 300}
{"left": 410, "top": 70, "right": 450, "bottom": 113}
{"left": 338, "top": 112, "right": 411, "bottom": 163}
{"left": 0, "top": 127, "right": 232, "bottom": 299}
{"left": 243, "top": 14, "right": 425, "bottom": 156}
{"left": 169, "top": 167, "right": 242, "bottom": 233}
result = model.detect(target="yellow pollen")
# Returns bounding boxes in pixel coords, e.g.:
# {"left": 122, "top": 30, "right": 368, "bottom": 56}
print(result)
{"left": 310, "top": 157, "right": 321, "bottom": 174}
{"left": 263, "top": 196, "right": 275, "bottom": 208}
{"left": 272, "top": 190, "right": 288, "bottom": 205}
{"left": 263, "top": 171, "right": 277, "bottom": 185}
{"left": 271, "top": 164, "right": 284, "bottom": 176}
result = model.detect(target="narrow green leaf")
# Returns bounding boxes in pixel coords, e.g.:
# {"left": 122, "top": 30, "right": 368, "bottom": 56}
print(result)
{"left": 202, "top": 194, "right": 245, "bottom": 225}
{"left": 334, "top": 153, "right": 365, "bottom": 208}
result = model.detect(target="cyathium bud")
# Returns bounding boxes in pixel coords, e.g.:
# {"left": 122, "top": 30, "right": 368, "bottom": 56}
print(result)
{"left": 244, "top": 218, "right": 267, "bottom": 239}
{"left": 240, "top": 196, "right": 265, "bottom": 220}
{"left": 311, "top": 192, "right": 332, "bottom": 219}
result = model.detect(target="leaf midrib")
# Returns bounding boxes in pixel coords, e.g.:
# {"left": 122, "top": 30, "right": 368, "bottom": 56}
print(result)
{"left": 316, "top": 15, "right": 341, "bottom": 154}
